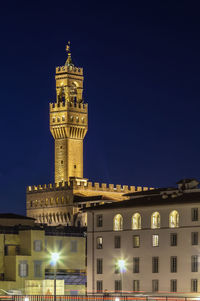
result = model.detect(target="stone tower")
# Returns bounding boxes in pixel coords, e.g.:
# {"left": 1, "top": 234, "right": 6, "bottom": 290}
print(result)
{"left": 50, "top": 42, "right": 88, "bottom": 183}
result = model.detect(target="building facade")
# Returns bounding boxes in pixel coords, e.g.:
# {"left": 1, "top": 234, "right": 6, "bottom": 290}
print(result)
{"left": 86, "top": 179, "right": 200, "bottom": 295}
{"left": 0, "top": 214, "right": 86, "bottom": 295}
{"left": 26, "top": 44, "right": 153, "bottom": 226}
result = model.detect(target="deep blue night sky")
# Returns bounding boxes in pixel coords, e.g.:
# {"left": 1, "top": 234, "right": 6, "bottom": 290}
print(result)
{"left": 1, "top": 1, "right": 200, "bottom": 214}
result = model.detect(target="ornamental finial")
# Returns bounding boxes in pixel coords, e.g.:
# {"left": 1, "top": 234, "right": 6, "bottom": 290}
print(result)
{"left": 65, "top": 41, "right": 73, "bottom": 66}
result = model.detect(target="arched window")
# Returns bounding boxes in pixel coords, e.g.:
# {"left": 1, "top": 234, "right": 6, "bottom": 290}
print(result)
{"left": 113, "top": 214, "right": 123, "bottom": 231}
{"left": 132, "top": 213, "right": 141, "bottom": 230}
{"left": 151, "top": 212, "right": 160, "bottom": 229}
{"left": 169, "top": 210, "right": 179, "bottom": 228}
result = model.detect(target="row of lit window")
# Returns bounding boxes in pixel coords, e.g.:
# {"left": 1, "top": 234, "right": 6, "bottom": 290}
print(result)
{"left": 52, "top": 116, "right": 85, "bottom": 123}
{"left": 96, "top": 232, "right": 198, "bottom": 249}
{"left": 96, "top": 208, "right": 199, "bottom": 230}
{"left": 96, "top": 279, "right": 198, "bottom": 293}
{"left": 96, "top": 255, "right": 199, "bottom": 275}
{"left": 30, "top": 196, "right": 69, "bottom": 207}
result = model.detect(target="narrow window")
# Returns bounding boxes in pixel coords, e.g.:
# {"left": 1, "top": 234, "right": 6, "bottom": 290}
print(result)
{"left": 96, "top": 280, "right": 103, "bottom": 292}
{"left": 191, "top": 255, "right": 198, "bottom": 272}
{"left": 62, "top": 116, "right": 65, "bottom": 121}
{"left": 169, "top": 210, "right": 179, "bottom": 228}
{"left": 191, "top": 279, "right": 198, "bottom": 292}
{"left": 132, "top": 213, "right": 141, "bottom": 230}
{"left": 115, "top": 280, "right": 122, "bottom": 292}
{"left": 170, "top": 256, "right": 177, "bottom": 273}
{"left": 96, "top": 237, "right": 103, "bottom": 249}
{"left": 113, "top": 214, "right": 123, "bottom": 231}
{"left": 114, "top": 262, "right": 120, "bottom": 274}
{"left": 192, "top": 208, "right": 198, "bottom": 221}
{"left": 152, "top": 280, "right": 159, "bottom": 292}
{"left": 170, "top": 233, "right": 177, "bottom": 246}
{"left": 152, "top": 257, "right": 159, "bottom": 273}
{"left": 192, "top": 232, "right": 198, "bottom": 245}
{"left": 170, "top": 279, "right": 177, "bottom": 292}
{"left": 34, "top": 261, "right": 42, "bottom": 277}
{"left": 96, "top": 215, "right": 103, "bottom": 227}
{"left": 151, "top": 212, "right": 160, "bottom": 229}
{"left": 56, "top": 240, "right": 62, "bottom": 251}
{"left": 152, "top": 234, "right": 159, "bottom": 247}
{"left": 18, "top": 261, "right": 28, "bottom": 277}
{"left": 133, "top": 235, "right": 140, "bottom": 248}
{"left": 114, "top": 236, "right": 121, "bottom": 248}
{"left": 133, "top": 257, "right": 140, "bottom": 273}
{"left": 61, "top": 160, "right": 63, "bottom": 164}
{"left": 133, "top": 280, "right": 140, "bottom": 292}
{"left": 97, "top": 258, "right": 103, "bottom": 274}
{"left": 74, "top": 165, "right": 76, "bottom": 169}
{"left": 33, "top": 240, "right": 42, "bottom": 252}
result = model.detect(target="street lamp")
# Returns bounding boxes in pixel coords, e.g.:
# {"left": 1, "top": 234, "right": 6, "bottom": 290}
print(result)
{"left": 51, "top": 252, "right": 60, "bottom": 301}
{"left": 117, "top": 259, "right": 126, "bottom": 295}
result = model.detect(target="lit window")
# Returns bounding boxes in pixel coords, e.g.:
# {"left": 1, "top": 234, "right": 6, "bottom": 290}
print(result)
{"left": 82, "top": 117, "right": 84, "bottom": 123}
{"left": 57, "top": 117, "right": 60, "bottom": 122}
{"left": 132, "top": 213, "right": 141, "bottom": 230}
{"left": 76, "top": 116, "right": 79, "bottom": 122}
{"left": 52, "top": 117, "right": 55, "bottom": 123}
{"left": 169, "top": 210, "right": 179, "bottom": 228}
{"left": 62, "top": 116, "right": 65, "bottom": 121}
{"left": 96, "top": 237, "right": 103, "bottom": 249}
{"left": 113, "top": 214, "right": 123, "bottom": 231}
{"left": 151, "top": 212, "right": 160, "bottom": 229}
{"left": 70, "top": 116, "right": 73, "bottom": 121}
{"left": 152, "top": 234, "right": 159, "bottom": 247}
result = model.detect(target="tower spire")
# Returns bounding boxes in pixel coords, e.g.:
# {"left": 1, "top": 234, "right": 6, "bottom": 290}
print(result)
{"left": 65, "top": 41, "right": 73, "bottom": 66}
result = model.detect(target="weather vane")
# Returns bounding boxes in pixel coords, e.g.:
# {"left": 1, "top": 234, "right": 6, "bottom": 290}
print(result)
{"left": 66, "top": 41, "right": 71, "bottom": 53}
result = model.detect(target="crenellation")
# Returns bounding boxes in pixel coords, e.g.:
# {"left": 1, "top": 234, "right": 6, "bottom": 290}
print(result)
{"left": 123, "top": 185, "right": 129, "bottom": 193}
{"left": 50, "top": 101, "right": 88, "bottom": 113}
{"left": 101, "top": 183, "right": 107, "bottom": 190}
{"left": 109, "top": 184, "right": 114, "bottom": 191}
{"left": 116, "top": 185, "right": 121, "bottom": 192}
{"left": 130, "top": 186, "right": 136, "bottom": 192}
{"left": 56, "top": 65, "right": 83, "bottom": 75}
{"left": 94, "top": 183, "right": 99, "bottom": 190}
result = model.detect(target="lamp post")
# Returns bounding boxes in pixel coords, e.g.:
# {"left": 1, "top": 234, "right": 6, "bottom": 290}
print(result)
{"left": 51, "top": 252, "right": 60, "bottom": 301}
{"left": 117, "top": 259, "right": 126, "bottom": 296}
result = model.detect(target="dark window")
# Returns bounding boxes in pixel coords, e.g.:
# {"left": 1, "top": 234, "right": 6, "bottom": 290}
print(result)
{"left": 191, "top": 279, "right": 198, "bottom": 292}
{"left": 152, "top": 280, "right": 159, "bottom": 292}
{"left": 34, "top": 261, "right": 42, "bottom": 277}
{"left": 133, "top": 235, "right": 140, "bottom": 248}
{"left": 192, "top": 208, "right": 198, "bottom": 221}
{"left": 115, "top": 280, "right": 122, "bottom": 292}
{"left": 114, "top": 236, "right": 121, "bottom": 248}
{"left": 96, "top": 215, "right": 103, "bottom": 227}
{"left": 70, "top": 241, "right": 77, "bottom": 252}
{"left": 96, "top": 237, "right": 103, "bottom": 249}
{"left": 61, "top": 160, "right": 63, "bottom": 164}
{"left": 170, "top": 233, "right": 177, "bottom": 246}
{"left": 170, "top": 279, "right": 177, "bottom": 292}
{"left": 133, "top": 280, "right": 140, "bottom": 292}
{"left": 133, "top": 257, "right": 140, "bottom": 273}
{"left": 152, "top": 257, "right": 159, "bottom": 273}
{"left": 191, "top": 255, "right": 198, "bottom": 272}
{"left": 170, "top": 256, "right": 177, "bottom": 273}
{"left": 97, "top": 258, "right": 103, "bottom": 274}
{"left": 96, "top": 280, "right": 103, "bottom": 292}
{"left": 192, "top": 232, "right": 198, "bottom": 245}
{"left": 33, "top": 240, "right": 42, "bottom": 252}
{"left": 115, "top": 262, "right": 120, "bottom": 274}
{"left": 74, "top": 165, "right": 76, "bottom": 169}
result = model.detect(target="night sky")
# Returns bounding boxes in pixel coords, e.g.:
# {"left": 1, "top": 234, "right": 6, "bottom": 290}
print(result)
{"left": 1, "top": 1, "right": 200, "bottom": 214}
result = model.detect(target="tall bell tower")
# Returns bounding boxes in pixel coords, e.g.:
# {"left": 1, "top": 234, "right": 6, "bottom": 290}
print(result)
{"left": 50, "top": 42, "right": 88, "bottom": 183}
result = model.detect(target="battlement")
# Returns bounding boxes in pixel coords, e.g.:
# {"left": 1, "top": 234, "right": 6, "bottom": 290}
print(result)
{"left": 56, "top": 65, "right": 83, "bottom": 76}
{"left": 50, "top": 101, "right": 88, "bottom": 112}
{"left": 27, "top": 180, "right": 154, "bottom": 195}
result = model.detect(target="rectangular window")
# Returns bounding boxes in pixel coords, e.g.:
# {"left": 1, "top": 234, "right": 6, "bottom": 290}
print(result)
{"left": 191, "top": 255, "right": 198, "bottom": 272}
{"left": 152, "top": 280, "right": 159, "bottom": 292}
{"left": 152, "top": 257, "right": 159, "bottom": 273}
{"left": 191, "top": 279, "right": 198, "bottom": 292}
{"left": 133, "top": 235, "right": 140, "bottom": 248}
{"left": 96, "top": 280, "right": 103, "bottom": 292}
{"left": 192, "top": 232, "right": 198, "bottom": 245}
{"left": 152, "top": 234, "right": 159, "bottom": 247}
{"left": 192, "top": 208, "right": 198, "bottom": 221}
{"left": 18, "top": 261, "right": 28, "bottom": 277}
{"left": 115, "top": 280, "right": 122, "bottom": 292}
{"left": 133, "top": 280, "right": 140, "bottom": 292}
{"left": 44, "top": 240, "right": 47, "bottom": 252}
{"left": 115, "top": 262, "right": 119, "bottom": 274}
{"left": 133, "top": 257, "right": 140, "bottom": 273}
{"left": 170, "top": 256, "right": 177, "bottom": 273}
{"left": 96, "top": 237, "right": 103, "bottom": 249}
{"left": 96, "top": 215, "right": 103, "bottom": 227}
{"left": 33, "top": 240, "right": 42, "bottom": 252}
{"left": 170, "top": 279, "right": 177, "bottom": 292}
{"left": 56, "top": 240, "right": 62, "bottom": 251}
{"left": 70, "top": 241, "right": 77, "bottom": 252}
{"left": 170, "top": 233, "right": 177, "bottom": 246}
{"left": 34, "top": 261, "right": 42, "bottom": 277}
{"left": 114, "top": 236, "right": 121, "bottom": 248}
{"left": 97, "top": 258, "right": 103, "bottom": 274}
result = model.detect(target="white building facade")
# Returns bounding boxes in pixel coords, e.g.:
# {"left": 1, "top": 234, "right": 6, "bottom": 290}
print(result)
{"left": 86, "top": 180, "right": 200, "bottom": 295}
